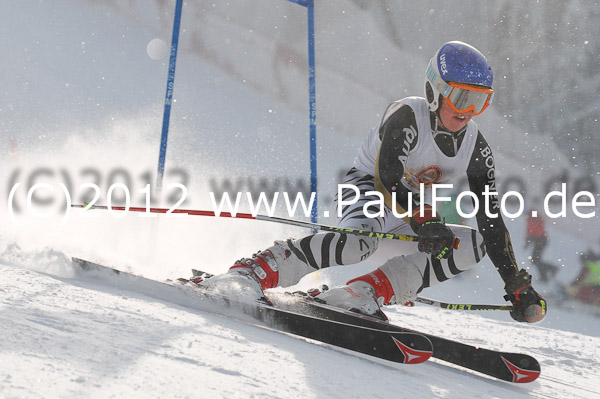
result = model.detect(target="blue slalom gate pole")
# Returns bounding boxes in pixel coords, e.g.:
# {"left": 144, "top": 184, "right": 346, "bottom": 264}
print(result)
{"left": 156, "top": 0, "right": 183, "bottom": 193}
{"left": 288, "top": 0, "right": 317, "bottom": 229}
{"left": 307, "top": 1, "right": 317, "bottom": 229}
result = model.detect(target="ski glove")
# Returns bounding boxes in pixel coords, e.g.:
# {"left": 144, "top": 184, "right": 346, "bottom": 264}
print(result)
{"left": 504, "top": 269, "right": 547, "bottom": 323}
{"left": 410, "top": 206, "right": 459, "bottom": 260}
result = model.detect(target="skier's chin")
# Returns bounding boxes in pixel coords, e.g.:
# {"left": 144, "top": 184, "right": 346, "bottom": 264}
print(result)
{"left": 444, "top": 118, "right": 468, "bottom": 132}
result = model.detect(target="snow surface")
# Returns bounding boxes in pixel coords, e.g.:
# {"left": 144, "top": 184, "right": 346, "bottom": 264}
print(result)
{"left": 1, "top": 257, "right": 599, "bottom": 399}
{"left": 2, "top": 1, "right": 600, "bottom": 398}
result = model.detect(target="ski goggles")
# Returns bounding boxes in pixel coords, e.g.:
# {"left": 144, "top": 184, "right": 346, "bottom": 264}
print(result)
{"left": 426, "top": 64, "right": 494, "bottom": 115}
{"left": 444, "top": 82, "right": 494, "bottom": 115}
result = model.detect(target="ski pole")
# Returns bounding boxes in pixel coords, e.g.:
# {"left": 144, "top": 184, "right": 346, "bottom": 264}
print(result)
{"left": 416, "top": 297, "right": 513, "bottom": 311}
{"left": 71, "top": 204, "right": 419, "bottom": 242}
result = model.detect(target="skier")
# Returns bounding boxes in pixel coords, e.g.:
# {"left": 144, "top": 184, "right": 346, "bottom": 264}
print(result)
{"left": 201, "top": 41, "right": 547, "bottom": 323}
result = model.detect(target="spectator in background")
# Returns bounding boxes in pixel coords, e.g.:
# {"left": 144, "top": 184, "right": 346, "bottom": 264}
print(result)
{"left": 437, "top": 189, "right": 466, "bottom": 226}
{"left": 565, "top": 251, "right": 600, "bottom": 306}
{"left": 525, "top": 207, "right": 558, "bottom": 282}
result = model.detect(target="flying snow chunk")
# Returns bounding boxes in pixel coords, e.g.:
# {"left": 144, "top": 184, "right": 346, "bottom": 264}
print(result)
{"left": 147, "top": 38, "right": 169, "bottom": 60}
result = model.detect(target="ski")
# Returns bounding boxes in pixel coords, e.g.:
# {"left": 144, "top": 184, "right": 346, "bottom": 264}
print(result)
{"left": 192, "top": 270, "right": 540, "bottom": 383}
{"left": 264, "top": 291, "right": 540, "bottom": 383}
{"left": 71, "top": 258, "right": 432, "bottom": 365}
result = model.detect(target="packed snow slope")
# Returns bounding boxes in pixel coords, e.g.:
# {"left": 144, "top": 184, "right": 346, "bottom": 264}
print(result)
{"left": 1, "top": 257, "right": 599, "bottom": 399}
{"left": 2, "top": 1, "right": 600, "bottom": 398}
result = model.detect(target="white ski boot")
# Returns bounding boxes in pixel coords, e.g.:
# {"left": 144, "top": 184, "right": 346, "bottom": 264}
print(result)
{"left": 314, "top": 280, "right": 388, "bottom": 320}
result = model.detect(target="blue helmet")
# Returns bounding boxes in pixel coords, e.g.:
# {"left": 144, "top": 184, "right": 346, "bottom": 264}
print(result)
{"left": 425, "top": 41, "right": 494, "bottom": 113}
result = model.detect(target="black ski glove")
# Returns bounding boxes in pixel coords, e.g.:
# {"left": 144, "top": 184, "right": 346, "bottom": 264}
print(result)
{"left": 410, "top": 206, "right": 459, "bottom": 260}
{"left": 504, "top": 269, "right": 547, "bottom": 323}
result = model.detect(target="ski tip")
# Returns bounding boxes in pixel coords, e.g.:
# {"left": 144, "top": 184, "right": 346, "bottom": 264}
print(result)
{"left": 501, "top": 356, "right": 541, "bottom": 383}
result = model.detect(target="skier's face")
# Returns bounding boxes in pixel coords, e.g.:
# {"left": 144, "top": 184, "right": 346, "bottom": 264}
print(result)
{"left": 438, "top": 98, "right": 474, "bottom": 132}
